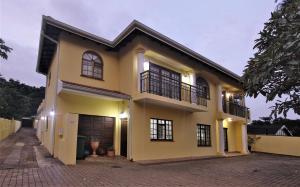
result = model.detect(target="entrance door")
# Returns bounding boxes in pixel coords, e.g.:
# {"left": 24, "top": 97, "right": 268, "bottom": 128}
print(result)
{"left": 120, "top": 119, "right": 128, "bottom": 157}
{"left": 223, "top": 128, "right": 228, "bottom": 152}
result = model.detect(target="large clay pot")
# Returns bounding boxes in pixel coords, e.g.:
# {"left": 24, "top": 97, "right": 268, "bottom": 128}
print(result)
{"left": 90, "top": 141, "right": 99, "bottom": 157}
{"left": 107, "top": 149, "right": 115, "bottom": 157}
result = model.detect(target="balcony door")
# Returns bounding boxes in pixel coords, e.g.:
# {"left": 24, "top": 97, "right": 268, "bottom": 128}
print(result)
{"left": 149, "top": 63, "right": 181, "bottom": 100}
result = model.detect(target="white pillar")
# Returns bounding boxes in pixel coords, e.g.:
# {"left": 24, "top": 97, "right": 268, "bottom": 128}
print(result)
{"left": 136, "top": 48, "right": 145, "bottom": 92}
{"left": 241, "top": 124, "right": 249, "bottom": 154}
{"left": 217, "top": 84, "right": 223, "bottom": 112}
{"left": 191, "top": 72, "right": 196, "bottom": 86}
{"left": 217, "top": 120, "right": 225, "bottom": 155}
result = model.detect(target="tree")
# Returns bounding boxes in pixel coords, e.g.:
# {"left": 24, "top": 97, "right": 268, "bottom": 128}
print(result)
{"left": 242, "top": 0, "right": 300, "bottom": 118}
{"left": 0, "top": 38, "right": 12, "bottom": 60}
{"left": 0, "top": 76, "right": 45, "bottom": 120}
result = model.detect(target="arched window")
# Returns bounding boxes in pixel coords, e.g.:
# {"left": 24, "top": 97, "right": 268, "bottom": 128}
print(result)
{"left": 82, "top": 51, "right": 103, "bottom": 80}
{"left": 196, "top": 77, "right": 210, "bottom": 99}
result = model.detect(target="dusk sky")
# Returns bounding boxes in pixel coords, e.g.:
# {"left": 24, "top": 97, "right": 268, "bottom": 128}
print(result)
{"left": 0, "top": 0, "right": 298, "bottom": 120}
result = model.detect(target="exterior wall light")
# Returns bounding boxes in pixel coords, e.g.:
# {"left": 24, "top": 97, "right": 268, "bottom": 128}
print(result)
{"left": 50, "top": 110, "right": 55, "bottom": 116}
{"left": 119, "top": 112, "right": 127, "bottom": 119}
{"left": 143, "top": 61, "right": 149, "bottom": 71}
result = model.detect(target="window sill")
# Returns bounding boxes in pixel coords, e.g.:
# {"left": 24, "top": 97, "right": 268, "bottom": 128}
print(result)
{"left": 81, "top": 74, "right": 104, "bottom": 81}
{"left": 197, "top": 145, "right": 212, "bottom": 147}
{"left": 151, "top": 139, "right": 174, "bottom": 142}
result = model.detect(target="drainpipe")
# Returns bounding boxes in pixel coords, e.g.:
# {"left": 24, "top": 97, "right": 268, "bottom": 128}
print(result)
{"left": 42, "top": 32, "right": 60, "bottom": 156}
{"left": 128, "top": 98, "right": 133, "bottom": 161}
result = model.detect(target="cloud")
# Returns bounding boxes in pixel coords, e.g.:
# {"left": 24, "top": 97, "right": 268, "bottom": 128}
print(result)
{"left": 0, "top": 40, "right": 45, "bottom": 87}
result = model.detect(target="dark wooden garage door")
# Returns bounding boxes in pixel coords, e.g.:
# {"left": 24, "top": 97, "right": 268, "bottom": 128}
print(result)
{"left": 78, "top": 114, "right": 114, "bottom": 150}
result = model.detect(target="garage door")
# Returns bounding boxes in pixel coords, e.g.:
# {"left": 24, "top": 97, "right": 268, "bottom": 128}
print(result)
{"left": 78, "top": 114, "right": 114, "bottom": 150}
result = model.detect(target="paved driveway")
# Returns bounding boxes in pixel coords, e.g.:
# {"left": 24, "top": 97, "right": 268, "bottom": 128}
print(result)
{"left": 0, "top": 128, "right": 300, "bottom": 186}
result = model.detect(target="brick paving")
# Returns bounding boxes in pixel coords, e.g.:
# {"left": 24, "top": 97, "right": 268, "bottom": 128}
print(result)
{"left": 0, "top": 128, "right": 300, "bottom": 186}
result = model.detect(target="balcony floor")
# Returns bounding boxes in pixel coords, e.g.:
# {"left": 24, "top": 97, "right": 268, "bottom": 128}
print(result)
{"left": 133, "top": 92, "right": 208, "bottom": 112}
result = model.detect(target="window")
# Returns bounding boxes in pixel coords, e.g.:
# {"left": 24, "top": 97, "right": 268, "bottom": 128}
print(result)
{"left": 82, "top": 51, "right": 103, "bottom": 80}
{"left": 150, "top": 118, "right": 173, "bottom": 141}
{"left": 149, "top": 63, "right": 181, "bottom": 100}
{"left": 197, "top": 124, "right": 211, "bottom": 146}
{"left": 196, "top": 77, "right": 210, "bottom": 99}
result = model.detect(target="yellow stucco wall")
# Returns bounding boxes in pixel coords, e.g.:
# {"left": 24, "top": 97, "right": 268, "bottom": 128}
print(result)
{"left": 0, "top": 118, "right": 21, "bottom": 141}
{"left": 42, "top": 47, "right": 59, "bottom": 156}
{"left": 55, "top": 93, "right": 128, "bottom": 163}
{"left": 223, "top": 120, "right": 244, "bottom": 153}
{"left": 57, "top": 113, "right": 79, "bottom": 165}
{"left": 130, "top": 103, "right": 217, "bottom": 161}
{"left": 252, "top": 135, "right": 300, "bottom": 157}
{"left": 59, "top": 33, "right": 120, "bottom": 91}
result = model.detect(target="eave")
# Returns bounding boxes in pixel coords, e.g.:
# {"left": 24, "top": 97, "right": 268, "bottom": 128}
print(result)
{"left": 36, "top": 15, "right": 242, "bottom": 84}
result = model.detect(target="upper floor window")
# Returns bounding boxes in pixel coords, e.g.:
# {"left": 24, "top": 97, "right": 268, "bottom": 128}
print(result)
{"left": 196, "top": 77, "right": 210, "bottom": 99}
{"left": 82, "top": 51, "right": 103, "bottom": 80}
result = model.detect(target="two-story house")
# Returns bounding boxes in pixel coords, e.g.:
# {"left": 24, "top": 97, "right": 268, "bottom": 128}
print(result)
{"left": 35, "top": 16, "right": 250, "bottom": 165}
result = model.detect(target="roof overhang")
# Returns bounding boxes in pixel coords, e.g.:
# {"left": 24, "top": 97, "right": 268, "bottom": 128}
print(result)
{"left": 58, "top": 81, "right": 131, "bottom": 100}
{"left": 37, "top": 15, "right": 242, "bottom": 83}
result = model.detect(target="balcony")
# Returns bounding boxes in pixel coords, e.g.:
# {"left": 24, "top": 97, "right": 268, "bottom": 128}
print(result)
{"left": 222, "top": 100, "right": 250, "bottom": 119}
{"left": 136, "top": 71, "right": 208, "bottom": 111}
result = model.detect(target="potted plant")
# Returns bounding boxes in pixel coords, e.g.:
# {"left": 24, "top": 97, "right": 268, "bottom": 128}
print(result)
{"left": 107, "top": 145, "right": 115, "bottom": 157}
{"left": 248, "top": 136, "right": 260, "bottom": 152}
{"left": 90, "top": 136, "right": 100, "bottom": 157}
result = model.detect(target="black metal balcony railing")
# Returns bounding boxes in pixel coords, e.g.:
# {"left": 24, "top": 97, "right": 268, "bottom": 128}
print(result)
{"left": 140, "top": 71, "right": 207, "bottom": 106}
{"left": 222, "top": 100, "right": 250, "bottom": 119}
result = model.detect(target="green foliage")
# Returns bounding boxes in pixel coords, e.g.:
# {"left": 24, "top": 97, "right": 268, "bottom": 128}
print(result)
{"left": 0, "top": 38, "right": 12, "bottom": 60}
{"left": 0, "top": 76, "right": 45, "bottom": 120}
{"left": 243, "top": 0, "right": 300, "bottom": 118}
{"left": 250, "top": 117, "right": 300, "bottom": 136}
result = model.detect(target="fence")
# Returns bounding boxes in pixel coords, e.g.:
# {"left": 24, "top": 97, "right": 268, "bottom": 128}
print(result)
{"left": 250, "top": 135, "right": 300, "bottom": 157}
{"left": 0, "top": 118, "right": 21, "bottom": 141}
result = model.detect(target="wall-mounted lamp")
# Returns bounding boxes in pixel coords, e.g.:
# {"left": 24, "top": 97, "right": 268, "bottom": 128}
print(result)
{"left": 143, "top": 61, "right": 149, "bottom": 71}
{"left": 41, "top": 116, "right": 46, "bottom": 120}
{"left": 228, "top": 118, "right": 232, "bottom": 122}
{"left": 119, "top": 112, "right": 127, "bottom": 119}
{"left": 50, "top": 110, "right": 55, "bottom": 116}
{"left": 226, "top": 93, "right": 232, "bottom": 98}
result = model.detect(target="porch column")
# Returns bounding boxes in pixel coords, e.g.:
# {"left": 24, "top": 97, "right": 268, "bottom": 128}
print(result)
{"left": 217, "top": 84, "right": 223, "bottom": 112}
{"left": 136, "top": 48, "right": 145, "bottom": 92}
{"left": 241, "top": 123, "right": 249, "bottom": 154}
{"left": 217, "top": 120, "right": 225, "bottom": 155}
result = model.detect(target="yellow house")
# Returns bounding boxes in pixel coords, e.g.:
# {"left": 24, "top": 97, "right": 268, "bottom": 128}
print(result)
{"left": 35, "top": 15, "right": 250, "bottom": 165}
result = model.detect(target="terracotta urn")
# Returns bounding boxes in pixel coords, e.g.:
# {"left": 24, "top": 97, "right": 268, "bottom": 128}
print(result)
{"left": 107, "top": 147, "right": 115, "bottom": 157}
{"left": 90, "top": 141, "right": 99, "bottom": 157}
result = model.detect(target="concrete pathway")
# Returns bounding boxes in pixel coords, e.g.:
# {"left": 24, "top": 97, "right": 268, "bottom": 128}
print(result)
{"left": 1, "top": 128, "right": 300, "bottom": 186}
{"left": 0, "top": 128, "right": 59, "bottom": 170}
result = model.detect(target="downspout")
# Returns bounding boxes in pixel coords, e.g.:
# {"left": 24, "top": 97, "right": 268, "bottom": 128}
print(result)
{"left": 128, "top": 98, "right": 133, "bottom": 161}
{"left": 42, "top": 31, "right": 60, "bottom": 156}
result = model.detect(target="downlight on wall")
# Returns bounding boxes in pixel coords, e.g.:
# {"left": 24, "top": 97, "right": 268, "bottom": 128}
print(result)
{"left": 50, "top": 110, "right": 55, "bottom": 116}
{"left": 119, "top": 112, "right": 127, "bottom": 119}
